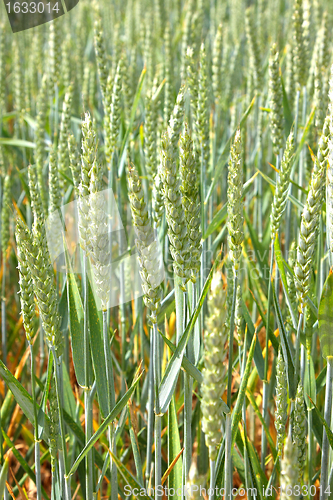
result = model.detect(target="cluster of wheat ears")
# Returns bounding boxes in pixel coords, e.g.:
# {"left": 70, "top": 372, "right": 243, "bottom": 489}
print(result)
{"left": 1, "top": 0, "right": 333, "bottom": 499}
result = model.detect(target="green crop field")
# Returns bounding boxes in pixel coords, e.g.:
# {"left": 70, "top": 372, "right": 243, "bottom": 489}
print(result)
{"left": 0, "top": 0, "right": 333, "bottom": 499}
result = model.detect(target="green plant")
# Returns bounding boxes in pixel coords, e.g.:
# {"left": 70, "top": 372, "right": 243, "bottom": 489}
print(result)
{"left": 1, "top": 2, "right": 333, "bottom": 499}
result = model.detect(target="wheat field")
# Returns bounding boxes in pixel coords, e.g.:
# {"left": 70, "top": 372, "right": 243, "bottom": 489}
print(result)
{"left": 0, "top": 0, "right": 333, "bottom": 499}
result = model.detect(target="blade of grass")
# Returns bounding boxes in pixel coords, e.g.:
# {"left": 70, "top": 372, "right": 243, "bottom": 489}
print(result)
{"left": 128, "top": 402, "right": 144, "bottom": 487}
{"left": 310, "top": 396, "right": 333, "bottom": 450}
{"left": 158, "top": 251, "right": 223, "bottom": 414}
{"left": 108, "top": 451, "right": 153, "bottom": 500}
{"left": 274, "top": 235, "right": 298, "bottom": 329}
{"left": 241, "top": 300, "right": 265, "bottom": 380}
{"left": 319, "top": 271, "right": 333, "bottom": 359}
{"left": 0, "top": 359, "right": 50, "bottom": 440}
{"left": 0, "top": 440, "right": 48, "bottom": 500}
{"left": 0, "top": 457, "right": 9, "bottom": 499}
{"left": 158, "top": 332, "right": 203, "bottom": 383}
{"left": 205, "top": 96, "right": 256, "bottom": 204}
{"left": 246, "top": 389, "right": 278, "bottom": 463}
{"left": 0, "top": 138, "right": 36, "bottom": 148}
{"left": 257, "top": 169, "right": 304, "bottom": 211}
{"left": 118, "top": 68, "right": 146, "bottom": 177}
{"left": 204, "top": 173, "right": 258, "bottom": 240}
{"left": 67, "top": 371, "right": 143, "bottom": 476}
{"left": 231, "top": 334, "right": 256, "bottom": 448}
{"left": 87, "top": 280, "right": 109, "bottom": 418}
{"left": 65, "top": 254, "right": 88, "bottom": 388}
{"left": 167, "top": 396, "right": 183, "bottom": 497}
{"left": 272, "top": 283, "right": 296, "bottom": 398}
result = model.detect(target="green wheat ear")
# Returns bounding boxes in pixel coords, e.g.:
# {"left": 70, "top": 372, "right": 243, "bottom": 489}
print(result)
{"left": 107, "top": 58, "right": 123, "bottom": 161}
{"left": 280, "top": 435, "right": 300, "bottom": 500}
{"left": 186, "top": 459, "right": 207, "bottom": 499}
{"left": 48, "top": 147, "right": 61, "bottom": 216}
{"left": 327, "top": 66, "right": 333, "bottom": 260}
{"left": 58, "top": 85, "right": 73, "bottom": 194}
{"left": 202, "top": 272, "right": 228, "bottom": 461}
{"left": 270, "top": 131, "right": 295, "bottom": 238}
{"left": 152, "top": 171, "right": 164, "bottom": 226}
{"left": 227, "top": 129, "right": 244, "bottom": 273}
{"left": 268, "top": 43, "right": 284, "bottom": 155}
{"left": 245, "top": 7, "right": 262, "bottom": 93}
{"left": 212, "top": 23, "right": 223, "bottom": 105}
{"left": 78, "top": 112, "right": 97, "bottom": 254}
{"left": 295, "top": 116, "right": 329, "bottom": 309}
{"left": 93, "top": 2, "right": 109, "bottom": 100}
{"left": 16, "top": 226, "right": 35, "bottom": 345}
{"left": 292, "top": 0, "right": 307, "bottom": 88}
{"left": 163, "top": 22, "right": 173, "bottom": 127}
{"left": 275, "top": 349, "right": 288, "bottom": 456}
{"left": 1, "top": 174, "right": 11, "bottom": 259}
{"left": 15, "top": 218, "right": 64, "bottom": 359}
{"left": 286, "top": 44, "right": 296, "bottom": 110}
{"left": 48, "top": 19, "right": 61, "bottom": 88}
{"left": 161, "top": 86, "right": 191, "bottom": 285}
{"left": 144, "top": 78, "right": 159, "bottom": 181}
{"left": 47, "top": 147, "right": 63, "bottom": 268}
{"left": 292, "top": 382, "right": 306, "bottom": 483}
{"left": 48, "top": 374, "right": 60, "bottom": 472}
{"left": 35, "top": 74, "right": 49, "bottom": 213}
{"left": 127, "top": 164, "right": 162, "bottom": 324}
{"left": 180, "top": 123, "right": 201, "bottom": 283}
{"left": 197, "top": 43, "right": 210, "bottom": 172}
{"left": 313, "top": 60, "right": 325, "bottom": 134}
{"left": 68, "top": 133, "right": 81, "bottom": 196}
{"left": 88, "top": 166, "right": 111, "bottom": 310}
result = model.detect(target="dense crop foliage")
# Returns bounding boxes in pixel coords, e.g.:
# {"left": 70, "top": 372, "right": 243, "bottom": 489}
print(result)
{"left": 1, "top": 0, "right": 333, "bottom": 499}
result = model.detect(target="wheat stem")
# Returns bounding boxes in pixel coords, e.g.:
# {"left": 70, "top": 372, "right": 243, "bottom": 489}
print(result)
{"left": 1, "top": 260, "right": 6, "bottom": 367}
{"left": 52, "top": 351, "right": 71, "bottom": 500}
{"left": 209, "top": 458, "right": 215, "bottom": 500}
{"left": 320, "top": 357, "right": 333, "bottom": 500}
{"left": 153, "top": 322, "right": 162, "bottom": 490}
{"left": 82, "top": 253, "right": 93, "bottom": 500}
{"left": 146, "top": 328, "right": 155, "bottom": 488}
{"left": 225, "top": 413, "right": 232, "bottom": 500}
{"left": 261, "top": 242, "right": 274, "bottom": 468}
{"left": 102, "top": 309, "right": 117, "bottom": 497}
{"left": 30, "top": 343, "right": 42, "bottom": 500}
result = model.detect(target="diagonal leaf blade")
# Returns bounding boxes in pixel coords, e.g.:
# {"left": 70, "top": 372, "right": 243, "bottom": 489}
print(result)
{"left": 108, "top": 450, "right": 153, "bottom": 500}
{"left": 203, "top": 173, "right": 258, "bottom": 240}
{"left": 158, "top": 252, "right": 222, "bottom": 414}
{"left": 0, "top": 360, "right": 50, "bottom": 440}
{"left": 118, "top": 68, "right": 146, "bottom": 177}
{"left": 87, "top": 279, "right": 109, "bottom": 418}
{"left": 231, "top": 334, "right": 256, "bottom": 447}
{"left": 158, "top": 332, "right": 203, "bottom": 384}
{"left": 241, "top": 299, "right": 264, "bottom": 380}
{"left": 304, "top": 357, "right": 316, "bottom": 410}
{"left": 68, "top": 371, "right": 143, "bottom": 476}
{"left": 274, "top": 235, "right": 297, "bottom": 329}
{"left": 65, "top": 249, "right": 86, "bottom": 388}
{"left": 167, "top": 396, "right": 183, "bottom": 496}
{"left": 310, "top": 397, "right": 333, "bottom": 451}
{"left": 272, "top": 283, "right": 296, "bottom": 399}
{"left": 205, "top": 96, "right": 256, "bottom": 203}
{"left": 318, "top": 271, "right": 333, "bottom": 360}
